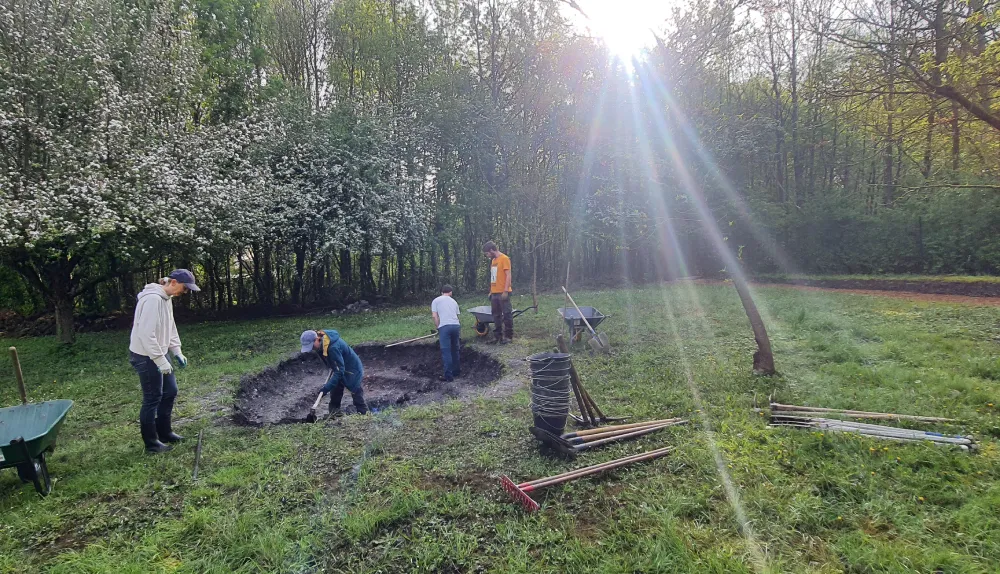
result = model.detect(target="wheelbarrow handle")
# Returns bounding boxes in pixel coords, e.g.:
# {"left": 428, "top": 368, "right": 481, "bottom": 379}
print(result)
{"left": 511, "top": 305, "right": 538, "bottom": 318}
{"left": 561, "top": 287, "right": 598, "bottom": 336}
{"left": 9, "top": 347, "right": 27, "bottom": 405}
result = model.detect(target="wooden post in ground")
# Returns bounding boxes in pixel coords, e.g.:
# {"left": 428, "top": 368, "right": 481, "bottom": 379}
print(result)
{"left": 729, "top": 272, "right": 776, "bottom": 375}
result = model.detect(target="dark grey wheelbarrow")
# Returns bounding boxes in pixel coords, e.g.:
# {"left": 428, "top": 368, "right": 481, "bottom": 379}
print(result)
{"left": 557, "top": 306, "right": 610, "bottom": 343}
{"left": 468, "top": 305, "right": 538, "bottom": 337}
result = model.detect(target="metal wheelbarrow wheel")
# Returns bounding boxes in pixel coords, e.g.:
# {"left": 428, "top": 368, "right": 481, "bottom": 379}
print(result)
{"left": 474, "top": 321, "right": 490, "bottom": 337}
{"left": 16, "top": 451, "right": 52, "bottom": 497}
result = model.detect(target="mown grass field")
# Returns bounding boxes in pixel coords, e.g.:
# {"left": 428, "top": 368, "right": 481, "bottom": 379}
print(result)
{"left": 757, "top": 273, "right": 1000, "bottom": 284}
{"left": 1, "top": 283, "right": 999, "bottom": 573}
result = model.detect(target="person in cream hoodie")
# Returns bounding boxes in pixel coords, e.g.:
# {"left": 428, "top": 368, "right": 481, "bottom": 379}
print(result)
{"left": 129, "top": 269, "right": 200, "bottom": 453}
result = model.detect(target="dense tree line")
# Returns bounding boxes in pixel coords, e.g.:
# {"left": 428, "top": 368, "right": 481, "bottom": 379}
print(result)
{"left": 1, "top": 0, "right": 998, "bottom": 342}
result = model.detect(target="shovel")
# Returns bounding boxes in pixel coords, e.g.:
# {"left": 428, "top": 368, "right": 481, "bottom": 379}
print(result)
{"left": 305, "top": 391, "right": 325, "bottom": 423}
{"left": 306, "top": 368, "right": 333, "bottom": 423}
{"left": 561, "top": 287, "right": 610, "bottom": 354}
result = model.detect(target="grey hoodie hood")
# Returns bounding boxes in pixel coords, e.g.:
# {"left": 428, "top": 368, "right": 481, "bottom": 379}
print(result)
{"left": 138, "top": 283, "right": 169, "bottom": 302}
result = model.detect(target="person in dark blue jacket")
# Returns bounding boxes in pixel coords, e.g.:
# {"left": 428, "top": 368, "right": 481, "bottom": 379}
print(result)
{"left": 300, "top": 329, "right": 369, "bottom": 416}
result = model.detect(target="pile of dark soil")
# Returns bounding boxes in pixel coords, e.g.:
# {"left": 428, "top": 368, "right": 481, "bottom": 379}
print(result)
{"left": 233, "top": 343, "right": 503, "bottom": 426}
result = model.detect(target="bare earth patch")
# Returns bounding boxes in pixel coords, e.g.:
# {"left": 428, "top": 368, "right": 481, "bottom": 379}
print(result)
{"left": 232, "top": 342, "right": 504, "bottom": 426}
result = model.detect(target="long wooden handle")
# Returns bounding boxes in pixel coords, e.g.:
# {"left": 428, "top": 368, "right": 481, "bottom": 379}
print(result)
{"left": 569, "top": 370, "right": 593, "bottom": 426}
{"left": 561, "top": 287, "right": 598, "bottom": 336}
{"left": 565, "top": 418, "right": 681, "bottom": 438}
{"left": 525, "top": 447, "right": 674, "bottom": 491}
{"left": 571, "top": 423, "right": 674, "bottom": 444}
{"left": 9, "top": 347, "right": 27, "bottom": 405}
{"left": 576, "top": 422, "right": 686, "bottom": 449}
{"left": 574, "top": 420, "right": 686, "bottom": 443}
{"left": 521, "top": 445, "right": 674, "bottom": 487}
{"left": 311, "top": 392, "right": 325, "bottom": 410}
{"left": 385, "top": 332, "right": 438, "bottom": 348}
{"left": 581, "top": 387, "right": 607, "bottom": 420}
{"left": 556, "top": 334, "right": 595, "bottom": 426}
{"left": 770, "top": 402, "right": 957, "bottom": 423}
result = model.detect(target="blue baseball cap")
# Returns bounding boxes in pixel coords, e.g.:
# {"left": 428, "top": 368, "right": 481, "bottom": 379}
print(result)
{"left": 300, "top": 330, "right": 318, "bottom": 353}
{"left": 168, "top": 269, "right": 200, "bottom": 292}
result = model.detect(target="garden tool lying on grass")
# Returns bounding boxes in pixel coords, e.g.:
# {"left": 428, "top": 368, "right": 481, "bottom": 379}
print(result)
{"left": 555, "top": 334, "right": 625, "bottom": 427}
{"left": 530, "top": 418, "right": 687, "bottom": 458}
{"left": 561, "top": 287, "right": 610, "bottom": 354}
{"left": 501, "top": 445, "right": 673, "bottom": 512}
{"left": 769, "top": 414, "right": 977, "bottom": 450}
{"left": 385, "top": 330, "right": 438, "bottom": 348}
{"left": 769, "top": 402, "right": 959, "bottom": 423}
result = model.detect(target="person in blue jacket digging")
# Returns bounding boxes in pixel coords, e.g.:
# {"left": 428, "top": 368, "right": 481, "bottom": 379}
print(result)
{"left": 300, "top": 329, "right": 369, "bottom": 416}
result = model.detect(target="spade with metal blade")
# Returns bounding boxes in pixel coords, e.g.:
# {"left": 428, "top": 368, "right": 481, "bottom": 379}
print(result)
{"left": 306, "top": 369, "right": 333, "bottom": 423}
{"left": 561, "top": 286, "right": 610, "bottom": 354}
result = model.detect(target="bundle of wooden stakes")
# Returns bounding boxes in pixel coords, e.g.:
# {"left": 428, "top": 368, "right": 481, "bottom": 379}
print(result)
{"left": 767, "top": 402, "right": 976, "bottom": 450}
{"left": 530, "top": 418, "right": 687, "bottom": 458}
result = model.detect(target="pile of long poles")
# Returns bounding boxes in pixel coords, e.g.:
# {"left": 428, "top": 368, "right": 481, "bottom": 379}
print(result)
{"left": 768, "top": 403, "right": 976, "bottom": 450}
{"left": 530, "top": 418, "right": 687, "bottom": 457}
{"left": 770, "top": 402, "right": 958, "bottom": 423}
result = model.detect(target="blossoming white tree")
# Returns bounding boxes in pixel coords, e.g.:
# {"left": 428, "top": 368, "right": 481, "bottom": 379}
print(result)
{"left": 0, "top": 0, "right": 202, "bottom": 342}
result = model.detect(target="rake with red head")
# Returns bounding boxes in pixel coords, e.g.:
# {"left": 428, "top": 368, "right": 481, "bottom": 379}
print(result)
{"left": 499, "top": 445, "right": 674, "bottom": 512}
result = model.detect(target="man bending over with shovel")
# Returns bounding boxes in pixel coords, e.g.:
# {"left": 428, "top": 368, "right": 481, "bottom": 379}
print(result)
{"left": 300, "top": 329, "right": 369, "bottom": 416}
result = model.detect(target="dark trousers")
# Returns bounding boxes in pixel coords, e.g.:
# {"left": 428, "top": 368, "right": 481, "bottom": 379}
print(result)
{"left": 490, "top": 293, "right": 514, "bottom": 340}
{"left": 329, "top": 376, "right": 368, "bottom": 414}
{"left": 438, "top": 324, "right": 461, "bottom": 379}
{"left": 130, "top": 351, "right": 178, "bottom": 425}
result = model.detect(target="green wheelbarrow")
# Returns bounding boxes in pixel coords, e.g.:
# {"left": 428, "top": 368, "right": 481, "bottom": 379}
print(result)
{"left": 2, "top": 347, "right": 73, "bottom": 497}
{"left": 0, "top": 400, "right": 73, "bottom": 496}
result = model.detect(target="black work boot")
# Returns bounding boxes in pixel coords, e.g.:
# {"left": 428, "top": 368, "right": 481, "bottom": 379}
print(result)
{"left": 156, "top": 396, "right": 184, "bottom": 443}
{"left": 156, "top": 417, "right": 184, "bottom": 443}
{"left": 352, "top": 390, "right": 369, "bottom": 415}
{"left": 142, "top": 422, "right": 173, "bottom": 454}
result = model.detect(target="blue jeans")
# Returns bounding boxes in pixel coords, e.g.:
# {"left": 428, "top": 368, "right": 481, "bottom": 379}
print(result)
{"left": 130, "top": 351, "right": 178, "bottom": 425}
{"left": 438, "top": 324, "right": 461, "bottom": 380}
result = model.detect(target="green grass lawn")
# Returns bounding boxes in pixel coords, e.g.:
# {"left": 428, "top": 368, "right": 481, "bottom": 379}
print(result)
{"left": 1, "top": 284, "right": 999, "bottom": 573}
{"left": 756, "top": 273, "right": 1000, "bottom": 284}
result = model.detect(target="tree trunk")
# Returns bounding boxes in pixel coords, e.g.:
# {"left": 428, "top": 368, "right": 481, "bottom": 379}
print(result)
{"left": 531, "top": 240, "right": 539, "bottom": 313}
{"left": 339, "top": 248, "right": 352, "bottom": 286}
{"left": 951, "top": 101, "right": 960, "bottom": 171}
{"left": 54, "top": 292, "right": 75, "bottom": 345}
{"left": 292, "top": 242, "right": 306, "bottom": 306}
{"left": 730, "top": 272, "right": 775, "bottom": 375}
{"left": 443, "top": 240, "right": 451, "bottom": 284}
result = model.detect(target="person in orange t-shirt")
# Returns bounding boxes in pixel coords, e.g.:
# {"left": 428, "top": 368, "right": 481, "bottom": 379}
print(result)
{"left": 483, "top": 241, "right": 513, "bottom": 343}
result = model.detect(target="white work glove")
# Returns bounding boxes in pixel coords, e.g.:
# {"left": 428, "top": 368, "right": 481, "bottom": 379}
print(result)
{"left": 153, "top": 355, "right": 173, "bottom": 375}
{"left": 173, "top": 352, "right": 188, "bottom": 369}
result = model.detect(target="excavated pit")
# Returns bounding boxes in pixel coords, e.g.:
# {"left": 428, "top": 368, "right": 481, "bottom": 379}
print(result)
{"left": 233, "top": 343, "right": 503, "bottom": 426}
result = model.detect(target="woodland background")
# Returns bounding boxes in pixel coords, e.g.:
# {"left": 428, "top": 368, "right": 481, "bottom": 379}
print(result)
{"left": 1, "top": 0, "right": 998, "bottom": 342}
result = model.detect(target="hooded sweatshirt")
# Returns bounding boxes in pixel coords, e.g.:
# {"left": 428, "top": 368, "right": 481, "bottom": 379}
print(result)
{"left": 318, "top": 329, "right": 364, "bottom": 393}
{"left": 129, "top": 283, "right": 182, "bottom": 371}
